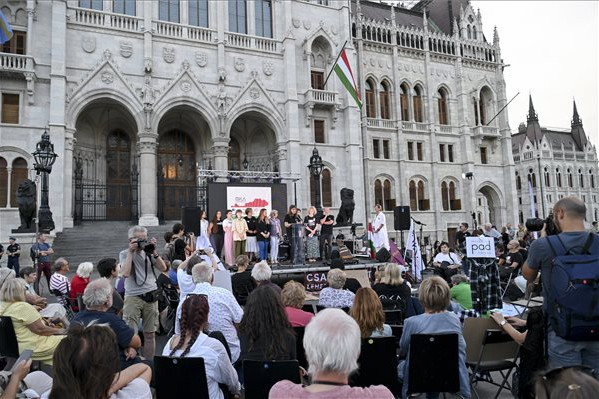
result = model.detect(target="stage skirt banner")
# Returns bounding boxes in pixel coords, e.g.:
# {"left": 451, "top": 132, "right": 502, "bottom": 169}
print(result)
{"left": 227, "top": 186, "right": 272, "bottom": 215}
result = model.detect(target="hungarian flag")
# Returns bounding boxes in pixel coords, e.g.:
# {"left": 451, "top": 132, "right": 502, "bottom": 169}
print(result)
{"left": 334, "top": 49, "right": 362, "bottom": 108}
{"left": 367, "top": 222, "right": 376, "bottom": 260}
{"left": 0, "top": 10, "right": 13, "bottom": 45}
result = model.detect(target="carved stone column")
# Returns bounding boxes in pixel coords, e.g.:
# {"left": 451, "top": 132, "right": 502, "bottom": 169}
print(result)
{"left": 5, "top": 168, "right": 12, "bottom": 208}
{"left": 63, "top": 128, "right": 76, "bottom": 228}
{"left": 212, "top": 138, "right": 229, "bottom": 182}
{"left": 138, "top": 133, "right": 159, "bottom": 226}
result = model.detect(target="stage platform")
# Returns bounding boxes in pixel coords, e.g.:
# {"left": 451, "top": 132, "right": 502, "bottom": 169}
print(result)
{"left": 269, "top": 257, "right": 384, "bottom": 275}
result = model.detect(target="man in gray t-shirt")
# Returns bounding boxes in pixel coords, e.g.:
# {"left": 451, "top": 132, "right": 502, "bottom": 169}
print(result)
{"left": 120, "top": 225, "right": 167, "bottom": 360}
{"left": 523, "top": 196, "right": 599, "bottom": 375}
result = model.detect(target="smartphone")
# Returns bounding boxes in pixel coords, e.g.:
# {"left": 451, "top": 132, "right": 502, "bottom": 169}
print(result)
{"left": 9, "top": 349, "right": 33, "bottom": 372}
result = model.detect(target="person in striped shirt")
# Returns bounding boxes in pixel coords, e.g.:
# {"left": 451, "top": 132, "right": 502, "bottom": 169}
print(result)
{"left": 49, "top": 258, "right": 70, "bottom": 296}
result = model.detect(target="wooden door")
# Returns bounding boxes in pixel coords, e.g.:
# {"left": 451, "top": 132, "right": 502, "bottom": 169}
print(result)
{"left": 106, "top": 131, "right": 131, "bottom": 220}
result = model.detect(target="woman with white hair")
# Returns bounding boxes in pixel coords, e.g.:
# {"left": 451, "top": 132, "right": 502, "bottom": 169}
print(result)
{"left": 318, "top": 269, "right": 355, "bottom": 309}
{"left": 269, "top": 308, "right": 394, "bottom": 398}
{"left": 251, "top": 260, "right": 281, "bottom": 294}
{"left": 70, "top": 262, "right": 93, "bottom": 311}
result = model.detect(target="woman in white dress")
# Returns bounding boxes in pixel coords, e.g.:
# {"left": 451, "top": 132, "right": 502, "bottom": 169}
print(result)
{"left": 372, "top": 204, "right": 390, "bottom": 251}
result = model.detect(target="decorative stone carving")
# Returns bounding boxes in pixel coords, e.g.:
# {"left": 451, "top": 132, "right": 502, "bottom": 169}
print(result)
{"left": 180, "top": 79, "right": 192, "bottom": 92}
{"left": 249, "top": 87, "right": 260, "bottom": 100}
{"left": 216, "top": 85, "right": 230, "bottom": 114}
{"left": 163, "top": 46, "right": 175, "bottom": 63}
{"left": 101, "top": 72, "right": 114, "bottom": 84}
{"left": 144, "top": 58, "right": 152, "bottom": 73}
{"left": 137, "top": 140, "right": 157, "bottom": 154}
{"left": 218, "top": 67, "right": 227, "bottom": 82}
{"left": 370, "top": 58, "right": 375, "bottom": 67}
{"left": 81, "top": 36, "right": 96, "bottom": 53}
{"left": 15, "top": 180, "right": 36, "bottom": 232}
{"left": 292, "top": 19, "right": 301, "bottom": 28}
{"left": 275, "top": 146, "right": 288, "bottom": 161}
{"left": 234, "top": 57, "right": 245, "bottom": 72}
{"left": 103, "top": 49, "right": 112, "bottom": 60}
{"left": 250, "top": 70, "right": 258, "bottom": 79}
{"left": 262, "top": 60, "right": 274, "bottom": 76}
{"left": 120, "top": 41, "right": 133, "bottom": 58}
{"left": 137, "top": 76, "right": 156, "bottom": 108}
{"left": 182, "top": 60, "right": 191, "bottom": 70}
{"left": 303, "top": 20, "right": 311, "bottom": 30}
{"left": 195, "top": 51, "right": 207, "bottom": 67}
{"left": 331, "top": 25, "right": 338, "bottom": 35}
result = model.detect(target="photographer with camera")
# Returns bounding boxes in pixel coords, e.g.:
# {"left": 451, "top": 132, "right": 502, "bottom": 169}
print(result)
{"left": 120, "top": 225, "right": 167, "bottom": 360}
{"left": 523, "top": 196, "right": 599, "bottom": 374}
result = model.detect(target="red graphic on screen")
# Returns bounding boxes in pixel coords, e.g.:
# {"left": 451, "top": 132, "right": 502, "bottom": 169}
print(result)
{"left": 233, "top": 198, "right": 270, "bottom": 208}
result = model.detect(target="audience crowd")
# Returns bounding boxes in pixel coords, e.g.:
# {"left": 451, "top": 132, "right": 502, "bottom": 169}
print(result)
{"left": 0, "top": 195, "right": 598, "bottom": 398}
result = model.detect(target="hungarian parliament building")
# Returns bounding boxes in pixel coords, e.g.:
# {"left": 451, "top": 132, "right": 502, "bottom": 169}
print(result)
{"left": 0, "top": 0, "right": 597, "bottom": 245}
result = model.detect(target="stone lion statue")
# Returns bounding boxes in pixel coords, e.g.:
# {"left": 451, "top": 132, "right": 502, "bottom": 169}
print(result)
{"left": 16, "top": 179, "right": 36, "bottom": 231}
{"left": 336, "top": 188, "right": 355, "bottom": 225}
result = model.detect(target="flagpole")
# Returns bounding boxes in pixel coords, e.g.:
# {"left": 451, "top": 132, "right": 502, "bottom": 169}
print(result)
{"left": 322, "top": 40, "right": 348, "bottom": 88}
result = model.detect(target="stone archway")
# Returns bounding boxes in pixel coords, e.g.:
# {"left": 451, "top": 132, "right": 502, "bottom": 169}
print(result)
{"left": 228, "top": 111, "right": 278, "bottom": 172}
{"left": 478, "top": 184, "right": 503, "bottom": 226}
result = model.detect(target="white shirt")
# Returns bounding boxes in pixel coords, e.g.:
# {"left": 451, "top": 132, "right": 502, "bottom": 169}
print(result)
{"left": 163, "top": 333, "right": 241, "bottom": 399}
{"left": 372, "top": 212, "right": 390, "bottom": 250}
{"left": 175, "top": 282, "right": 244, "bottom": 362}
{"left": 42, "top": 378, "right": 151, "bottom": 399}
{"left": 434, "top": 252, "right": 460, "bottom": 265}
{"left": 49, "top": 273, "right": 70, "bottom": 294}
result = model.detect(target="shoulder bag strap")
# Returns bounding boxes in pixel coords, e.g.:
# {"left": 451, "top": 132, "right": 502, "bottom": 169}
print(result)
{"left": 581, "top": 233, "right": 596, "bottom": 255}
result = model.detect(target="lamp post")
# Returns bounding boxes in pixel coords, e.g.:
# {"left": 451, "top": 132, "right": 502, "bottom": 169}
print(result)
{"left": 308, "top": 147, "right": 324, "bottom": 216}
{"left": 32, "top": 130, "right": 58, "bottom": 233}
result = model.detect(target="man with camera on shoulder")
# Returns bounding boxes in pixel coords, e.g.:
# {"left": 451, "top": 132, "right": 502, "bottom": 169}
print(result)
{"left": 120, "top": 225, "right": 167, "bottom": 360}
{"left": 523, "top": 196, "right": 599, "bottom": 375}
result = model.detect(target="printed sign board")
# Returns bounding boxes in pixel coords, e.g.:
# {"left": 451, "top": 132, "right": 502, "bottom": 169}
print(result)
{"left": 304, "top": 271, "right": 328, "bottom": 292}
{"left": 465, "top": 236, "right": 496, "bottom": 258}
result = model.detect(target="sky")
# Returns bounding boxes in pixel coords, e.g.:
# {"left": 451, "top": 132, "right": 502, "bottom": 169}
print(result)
{"left": 471, "top": 1, "right": 598, "bottom": 146}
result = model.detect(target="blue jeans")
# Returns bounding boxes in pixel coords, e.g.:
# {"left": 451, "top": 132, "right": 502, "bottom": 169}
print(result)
{"left": 258, "top": 240, "right": 268, "bottom": 261}
{"left": 548, "top": 331, "right": 599, "bottom": 378}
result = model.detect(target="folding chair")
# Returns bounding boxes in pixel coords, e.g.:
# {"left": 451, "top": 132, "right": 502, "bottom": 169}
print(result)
{"left": 301, "top": 304, "right": 315, "bottom": 314}
{"left": 154, "top": 355, "right": 210, "bottom": 398}
{"left": 316, "top": 305, "right": 350, "bottom": 313}
{"left": 350, "top": 336, "right": 400, "bottom": 395}
{"left": 243, "top": 359, "right": 300, "bottom": 399}
{"left": 384, "top": 309, "right": 403, "bottom": 325}
{"left": 463, "top": 319, "right": 519, "bottom": 399}
{"left": 0, "top": 316, "right": 20, "bottom": 361}
{"left": 406, "top": 333, "right": 463, "bottom": 398}
{"left": 51, "top": 289, "right": 75, "bottom": 320}
{"left": 293, "top": 327, "right": 308, "bottom": 370}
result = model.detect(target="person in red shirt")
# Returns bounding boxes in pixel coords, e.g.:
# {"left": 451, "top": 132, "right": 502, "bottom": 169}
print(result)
{"left": 70, "top": 262, "right": 93, "bottom": 311}
{"left": 281, "top": 280, "right": 314, "bottom": 327}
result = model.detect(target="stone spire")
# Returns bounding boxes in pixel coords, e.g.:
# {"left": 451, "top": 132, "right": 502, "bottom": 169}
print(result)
{"left": 390, "top": 2, "right": 395, "bottom": 26}
{"left": 525, "top": 95, "right": 543, "bottom": 144}
{"left": 452, "top": 18, "right": 459, "bottom": 38}
{"left": 423, "top": 7, "right": 428, "bottom": 30}
{"left": 493, "top": 26, "right": 499, "bottom": 46}
{"left": 571, "top": 99, "right": 588, "bottom": 150}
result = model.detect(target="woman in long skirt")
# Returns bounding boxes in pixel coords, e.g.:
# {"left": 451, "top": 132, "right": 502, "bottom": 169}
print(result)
{"left": 269, "top": 210, "right": 282, "bottom": 264}
{"left": 244, "top": 208, "right": 259, "bottom": 261}
{"left": 208, "top": 210, "right": 224, "bottom": 258}
{"left": 222, "top": 210, "right": 235, "bottom": 267}
{"left": 304, "top": 206, "right": 320, "bottom": 263}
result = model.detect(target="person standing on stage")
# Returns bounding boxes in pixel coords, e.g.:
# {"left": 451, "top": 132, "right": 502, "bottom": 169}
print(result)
{"left": 30, "top": 233, "right": 54, "bottom": 294}
{"left": 233, "top": 209, "right": 249, "bottom": 259}
{"left": 320, "top": 208, "right": 335, "bottom": 261}
{"left": 244, "top": 208, "right": 259, "bottom": 261}
{"left": 222, "top": 210, "right": 235, "bottom": 267}
{"left": 284, "top": 205, "right": 301, "bottom": 262}
{"left": 195, "top": 210, "right": 209, "bottom": 249}
{"left": 6, "top": 237, "right": 21, "bottom": 276}
{"left": 372, "top": 204, "right": 390, "bottom": 251}
{"left": 256, "top": 209, "right": 271, "bottom": 262}
{"left": 270, "top": 210, "right": 283, "bottom": 265}
{"left": 208, "top": 211, "right": 224, "bottom": 259}
{"left": 304, "top": 206, "right": 320, "bottom": 263}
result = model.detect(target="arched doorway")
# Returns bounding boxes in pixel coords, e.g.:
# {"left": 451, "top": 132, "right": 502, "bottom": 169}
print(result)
{"left": 228, "top": 111, "right": 277, "bottom": 173}
{"left": 157, "top": 105, "right": 211, "bottom": 221}
{"left": 106, "top": 130, "right": 131, "bottom": 220}
{"left": 478, "top": 184, "right": 502, "bottom": 226}
{"left": 73, "top": 99, "right": 138, "bottom": 222}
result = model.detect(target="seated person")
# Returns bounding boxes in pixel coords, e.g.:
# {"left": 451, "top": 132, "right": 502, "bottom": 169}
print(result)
{"left": 251, "top": 261, "right": 281, "bottom": 294}
{"left": 71, "top": 279, "right": 143, "bottom": 370}
{"left": 495, "top": 243, "right": 506, "bottom": 266}
{"left": 318, "top": 269, "right": 355, "bottom": 309}
{"left": 0, "top": 278, "right": 66, "bottom": 365}
{"left": 14, "top": 267, "right": 66, "bottom": 320}
{"left": 41, "top": 324, "right": 152, "bottom": 399}
{"left": 372, "top": 263, "right": 411, "bottom": 311}
{"left": 238, "top": 286, "right": 296, "bottom": 364}
{"left": 164, "top": 294, "right": 241, "bottom": 399}
{"left": 269, "top": 308, "right": 394, "bottom": 398}
{"left": 498, "top": 240, "right": 524, "bottom": 281}
{"left": 350, "top": 287, "right": 392, "bottom": 338}
{"left": 432, "top": 242, "right": 461, "bottom": 283}
{"left": 96, "top": 258, "right": 124, "bottom": 314}
{"left": 70, "top": 262, "right": 93, "bottom": 311}
{"left": 231, "top": 255, "right": 257, "bottom": 305}
{"left": 281, "top": 280, "right": 314, "bottom": 327}
{"left": 0, "top": 359, "right": 52, "bottom": 399}
{"left": 450, "top": 274, "right": 473, "bottom": 310}
{"left": 49, "top": 258, "right": 70, "bottom": 308}
{"left": 398, "top": 276, "right": 470, "bottom": 398}
{"left": 330, "top": 250, "right": 361, "bottom": 293}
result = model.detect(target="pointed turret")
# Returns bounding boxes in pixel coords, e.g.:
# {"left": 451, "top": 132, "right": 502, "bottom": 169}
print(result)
{"left": 493, "top": 26, "right": 499, "bottom": 46}
{"left": 452, "top": 18, "right": 459, "bottom": 38}
{"left": 423, "top": 7, "right": 428, "bottom": 30}
{"left": 390, "top": 3, "right": 396, "bottom": 26}
{"left": 571, "top": 99, "right": 588, "bottom": 150}
{"left": 525, "top": 95, "right": 543, "bottom": 143}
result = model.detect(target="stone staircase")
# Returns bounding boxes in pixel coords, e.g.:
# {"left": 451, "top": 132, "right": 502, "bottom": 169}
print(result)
{"left": 52, "top": 221, "right": 173, "bottom": 276}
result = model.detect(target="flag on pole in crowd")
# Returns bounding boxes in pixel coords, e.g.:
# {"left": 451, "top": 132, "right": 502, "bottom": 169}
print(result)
{"left": 332, "top": 49, "right": 362, "bottom": 108}
{"left": 389, "top": 239, "right": 406, "bottom": 265}
{"left": 367, "top": 222, "right": 376, "bottom": 260}
{"left": 528, "top": 179, "right": 538, "bottom": 239}
{"left": 0, "top": 10, "right": 13, "bottom": 45}
{"left": 404, "top": 220, "right": 424, "bottom": 281}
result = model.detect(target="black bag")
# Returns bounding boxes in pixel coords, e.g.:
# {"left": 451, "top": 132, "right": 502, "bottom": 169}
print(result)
{"left": 139, "top": 290, "right": 159, "bottom": 303}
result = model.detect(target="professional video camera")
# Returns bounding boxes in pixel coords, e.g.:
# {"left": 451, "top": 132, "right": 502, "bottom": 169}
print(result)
{"left": 525, "top": 213, "right": 559, "bottom": 236}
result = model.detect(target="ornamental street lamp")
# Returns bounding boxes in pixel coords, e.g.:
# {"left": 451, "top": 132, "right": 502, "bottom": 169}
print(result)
{"left": 32, "top": 130, "right": 58, "bottom": 233}
{"left": 308, "top": 147, "right": 324, "bottom": 215}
